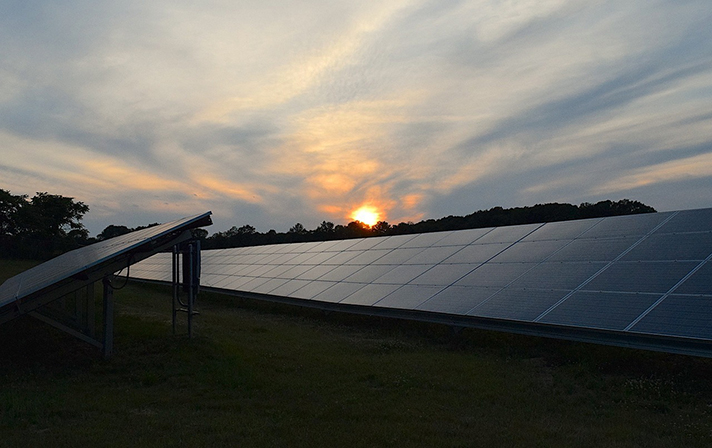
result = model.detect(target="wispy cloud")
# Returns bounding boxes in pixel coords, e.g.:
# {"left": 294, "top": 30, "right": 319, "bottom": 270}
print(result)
{"left": 1, "top": 0, "right": 711, "bottom": 234}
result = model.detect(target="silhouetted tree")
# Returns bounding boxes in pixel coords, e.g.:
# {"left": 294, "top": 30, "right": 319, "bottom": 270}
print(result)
{"left": 191, "top": 228, "right": 209, "bottom": 241}
{"left": 314, "top": 221, "right": 335, "bottom": 234}
{"left": 288, "top": 223, "right": 307, "bottom": 234}
{"left": 579, "top": 199, "right": 655, "bottom": 218}
{"left": 97, "top": 225, "right": 132, "bottom": 240}
{"left": 237, "top": 224, "right": 257, "bottom": 234}
{"left": 132, "top": 222, "right": 160, "bottom": 231}
{"left": 1, "top": 190, "right": 90, "bottom": 259}
{"left": 0, "top": 189, "right": 24, "bottom": 239}
{"left": 372, "top": 221, "right": 391, "bottom": 235}
{"left": 19, "top": 192, "right": 89, "bottom": 238}
{"left": 97, "top": 223, "right": 160, "bottom": 241}
{"left": 340, "top": 221, "right": 370, "bottom": 238}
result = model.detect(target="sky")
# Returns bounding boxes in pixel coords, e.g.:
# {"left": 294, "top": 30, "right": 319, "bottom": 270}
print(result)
{"left": 1, "top": 0, "right": 711, "bottom": 236}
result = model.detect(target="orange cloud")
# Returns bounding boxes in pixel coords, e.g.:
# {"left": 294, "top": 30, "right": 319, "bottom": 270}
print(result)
{"left": 309, "top": 173, "right": 357, "bottom": 195}
{"left": 401, "top": 193, "right": 425, "bottom": 210}
{"left": 77, "top": 159, "right": 186, "bottom": 191}
{"left": 194, "top": 176, "right": 262, "bottom": 203}
{"left": 317, "top": 204, "right": 345, "bottom": 216}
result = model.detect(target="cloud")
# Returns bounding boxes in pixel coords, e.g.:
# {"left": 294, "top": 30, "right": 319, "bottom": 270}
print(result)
{"left": 0, "top": 0, "right": 711, "bottom": 234}
{"left": 593, "top": 151, "right": 712, "bottom": 194}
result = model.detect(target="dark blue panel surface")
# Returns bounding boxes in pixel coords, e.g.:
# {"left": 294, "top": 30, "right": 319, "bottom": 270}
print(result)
{"left": 454, "top": 263, "right": 534, "bottom": 288}
{"left": 583, "top": 261, "right": 698, "bottom": 294}
{"left": 621, "top": 233, "right": 712, "bottom": 261}
{"left": 673, "top": 262, "right": 712, "bottom": 295}
{"left": 313, "top": 282, "right": 367, "bottom": 303}
{"left": 409, "top": 264, "right": 479, "bottom": 286}
{"left": 547, "top": 237, "right": 639, "bottom": 262}
{"left": 655, "top": 208, "right": 712, "bottom": 234}
{"left": 508, "top": 262, "right": 606, "bottom": 290}
{"left": 375, "top": 285, "right": 444, "bottom": 309}
{"left": 470, "top": 288, "right": 571, "bottom": 322}
{"left": 340, "top": 284, "right": 401, "bottom": 306}
{"left": 539, "top": 291, "right": 663, "bottom": 330}
{"left": 630, "top": 294, "right": 712, "bottom": 340}
{"left": 417, "top": 286, "right": 499, "bottom": 314}
{"left": 579, "top": 212, "right": 673, "bottom": 238}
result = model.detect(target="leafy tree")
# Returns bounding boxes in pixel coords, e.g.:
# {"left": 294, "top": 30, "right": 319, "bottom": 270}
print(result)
{"left": 0, "top": 189, "right": 25, "bottom": 237}
{"left": 579, "top": 199, "right": 655, "bottom": 218}
{"left": 97, "top": 225, "right": 132, "bottom": 240}
{"left": 19, "top": 192, "right": 89, "bottom": 238}
{"left": 202, "top": 223, "right": 262, "bottom": 248}
{"left": 237, "top": 224, "right": 257, "bottom": 234}
{"left": 288, "top": 223, "right": 307, "bottom": 234}
{"left": 97, "top": 222, "right": 162, "bottom": 241}
{"left": 315, "top": 221, "right": 335, "bottom": 234}
{"left": 372, "top": 221, "right": 391, "bottom": 235}
{"left": 191, "top": 228, "right": 209, "bottom": 241}
{"left": 133, "top": 222, "right": 160, "bottom": 231}
{"left": 222, "top": 226, "right": 241, "bottom": 238}
{"left": 337, "top": 221, "right": 370, "bottom": 239}
{"left": 1, "top": 190, "right": 90, "bottom": 259}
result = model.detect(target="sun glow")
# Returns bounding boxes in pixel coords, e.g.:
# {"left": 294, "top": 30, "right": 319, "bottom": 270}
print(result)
{"left": 352, "top": 206, "right": 380, "bottom": 227}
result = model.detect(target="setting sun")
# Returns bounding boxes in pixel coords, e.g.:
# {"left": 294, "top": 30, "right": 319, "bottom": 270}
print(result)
{"left": 351, "top": 206, "right": 380, "bottom": 227}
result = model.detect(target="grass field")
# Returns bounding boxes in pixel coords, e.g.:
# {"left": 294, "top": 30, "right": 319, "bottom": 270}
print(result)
{"left": 2, "top": 259, "right": 712, "bottom": 447}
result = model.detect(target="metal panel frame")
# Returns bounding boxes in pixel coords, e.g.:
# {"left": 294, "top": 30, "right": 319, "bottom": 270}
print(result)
{"left": 0, "top": 212, "right": 212, "bottom": 357}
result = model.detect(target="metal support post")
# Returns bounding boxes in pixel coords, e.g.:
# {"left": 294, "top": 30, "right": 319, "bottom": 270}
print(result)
{"left": 172, "top": 244, "right": 179, "bottom": 335}
{"left": 169, "top": 240, "right": 201, "bottom": 338}
{"left": 102, "top": 277, "right": 114, "bottom": 359}
{"left": 188, "top": 242, "right": 194, "bottom": 339}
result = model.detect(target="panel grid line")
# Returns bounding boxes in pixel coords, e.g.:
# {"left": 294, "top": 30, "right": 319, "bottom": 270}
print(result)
{"left": 533, "top": 211, "right": 680, "bottom": 322}
{"left": 404, "top": 228, "right": 536, "bottom": 310}
{"left": 463, "top": 219, "right": 604, "bottom": 315}
{"left": 624, "top": 251, "right": 712, "bottom": 331}
{"left": 402, "top": 223, "right": 546, "bottom": 312}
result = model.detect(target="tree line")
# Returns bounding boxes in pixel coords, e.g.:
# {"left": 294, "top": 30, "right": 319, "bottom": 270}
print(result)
{"left": 1, "top": 187, "right": 656, "bottom": 259}
{"left": 201, "top": 199, "right": 656, "bottom": 249}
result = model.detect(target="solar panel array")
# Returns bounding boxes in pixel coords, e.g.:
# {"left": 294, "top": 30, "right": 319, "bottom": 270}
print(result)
{"left": 0, "top": 212, "right": 212, "bottom": 318}
{"left": 132, "top": 208, "right": 712, "bottom": 355}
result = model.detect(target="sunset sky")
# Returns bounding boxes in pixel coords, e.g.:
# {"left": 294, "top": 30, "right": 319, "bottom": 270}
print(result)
{"left": 1, "top": 1, "right": 711, "bottom": 235}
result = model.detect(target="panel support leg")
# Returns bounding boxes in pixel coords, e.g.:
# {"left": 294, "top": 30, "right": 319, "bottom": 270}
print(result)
{"left": 102, "top": 277, "right": 114, "bottom": 359}
{"left": 172, "top": 245, "right": 179, "bottom": 335}
{"left": 188, "top": 242, "right": 194, "bottom": 339}
{"left": 171, "top": 240, "right": 201, "bottom": 338}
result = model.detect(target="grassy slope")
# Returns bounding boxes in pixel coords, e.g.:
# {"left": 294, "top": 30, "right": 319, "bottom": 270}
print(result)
{"left": 1, "top": 260, "right": 712, "bottom": 447}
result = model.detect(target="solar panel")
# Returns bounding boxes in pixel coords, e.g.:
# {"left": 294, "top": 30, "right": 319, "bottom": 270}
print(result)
{"left": 313, "top": 282, "right": 367, "bottom": 303}
{"left": 417, "top": 286, "right": 500, "bottom": 314}
{"left": 374, "top": 285, "right": 444, "bottom": 309}
{"left": 409, "top": 264, "right": 478, "bottom": 286}
{"left": 469, "top": 288, "right": 570, "bottom": 322}
{"left": 131, "top": 208, "right": 712, "bottom": 357}
{"left": 629, "top": 295, "right": 712, "bottom": 340}
{"left": 0, "top": 212, "right": 212, "bottom": 326}
{"left": 538, "top": 291, "right": 662, "bottom": 331}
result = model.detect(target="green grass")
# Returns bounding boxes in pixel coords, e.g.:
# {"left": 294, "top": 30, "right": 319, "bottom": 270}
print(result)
{"left": 2, "top": 260, "right": 712, "bottom": 447}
